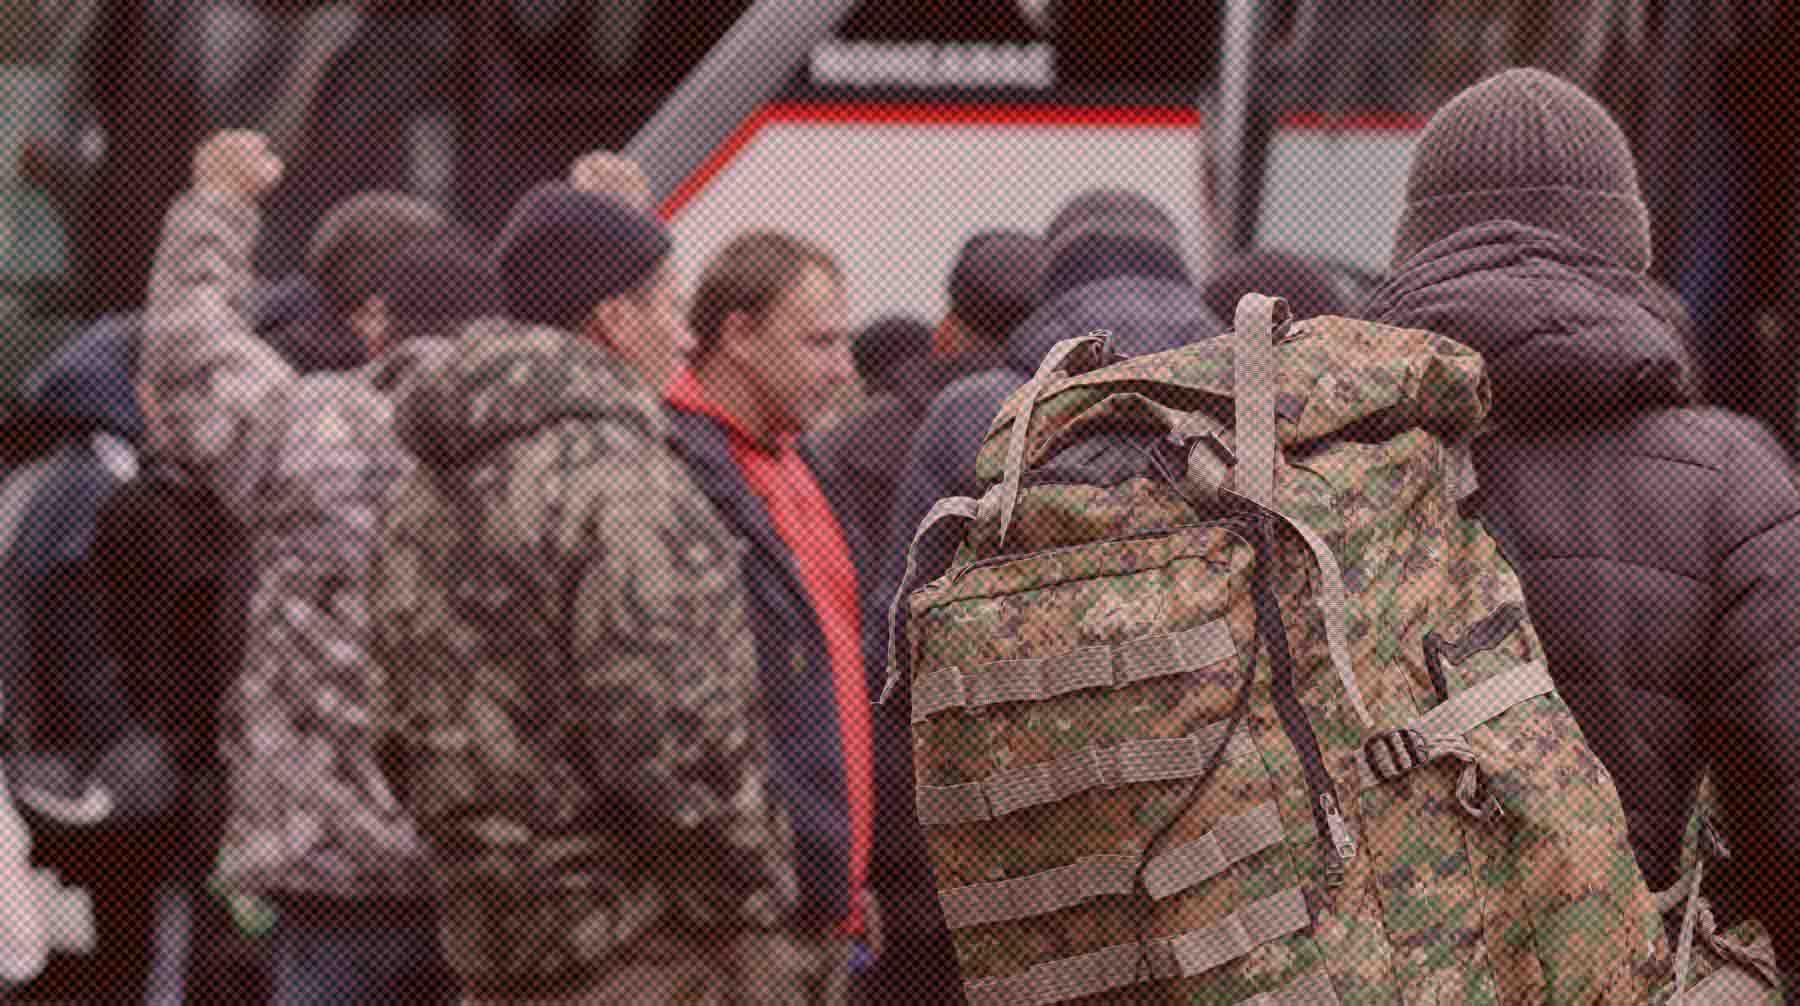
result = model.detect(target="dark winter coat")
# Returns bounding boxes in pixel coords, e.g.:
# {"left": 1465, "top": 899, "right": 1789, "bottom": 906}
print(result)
{"left": 0, "top": 320, "right": 143, "bottom": 767}
{"left": 1364, "top": 221, "right": 1800, "bottom": 978}
{"left": 667, "top": 407, "right": 876, "bottom": 928}
{"left": 90, "top": 459, "right": 249, "bottom": 879}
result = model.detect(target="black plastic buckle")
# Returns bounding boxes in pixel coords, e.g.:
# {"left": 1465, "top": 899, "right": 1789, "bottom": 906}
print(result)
{"left": 1363, "top": 728, "right": 1427, "bottom": 783}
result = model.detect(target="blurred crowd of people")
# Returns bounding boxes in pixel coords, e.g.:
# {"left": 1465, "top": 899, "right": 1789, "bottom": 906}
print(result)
{"left": 0, "top": 124, "right": 1370, "bottom": 1005}
{"left": 1, "top": 63, "right": 1798, "bottom": 1006}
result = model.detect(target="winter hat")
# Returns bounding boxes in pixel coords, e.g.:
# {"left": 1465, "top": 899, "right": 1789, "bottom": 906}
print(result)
{"left": 493, "top": 183, "right": 672, "bottom": 331}
{"left": 1040, "top": 188, "right": 1189, "bottom": 303}
{"left": 947, "top": 229, "right": 1044, "bottom": 344}
{"left": 306, "top": 191, "right": 449, "bottom": 314}
{"left": 1391, "top": 67, "right": 1651, "bottom": 273}
{"left": 852, "top": 315, "right": 933, "bottom": 394}
{"left": 1045, "top": 188, "right": 1182, "bottom": 259}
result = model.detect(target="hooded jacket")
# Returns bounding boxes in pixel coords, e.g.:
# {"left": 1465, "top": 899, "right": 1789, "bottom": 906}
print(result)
{"left": 1364, "top": 221, "right": 1800, "bottom": 976}
{"left": 0, "top": 320, "right": 142, "bottom": 774}
{"left": 872, "top": 274, "right": 1224, "bottom": 677}
{"left": 371, "top": 321, "right": 795, "bottom": 997}
{"left": 140, "top": 190, "right": 445, "bottom": 898}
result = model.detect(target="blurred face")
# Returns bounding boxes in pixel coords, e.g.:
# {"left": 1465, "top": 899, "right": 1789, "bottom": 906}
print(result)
{"left": 592, "top": 260, "right": 694, "bottom": 393}
{"left": 726, "top": 265, "right": 854, "bottom": 435}
{"left": 134, "top": 375, "right": 160, "bottom": 433}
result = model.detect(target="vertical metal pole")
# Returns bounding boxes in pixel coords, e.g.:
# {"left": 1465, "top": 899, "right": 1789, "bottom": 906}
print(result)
{"left": 1212, "top": 0, "right": 1259, "bottom": 258}
{"left": 627, "top": 0, "right": 862, "bottom": 203}
{"left": 1191, "top": 91, "right": 1219, "bottom": 281}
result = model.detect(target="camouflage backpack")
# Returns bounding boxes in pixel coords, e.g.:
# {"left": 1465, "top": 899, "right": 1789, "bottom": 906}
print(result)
{"left": 880, "top": 295, "right": 1675, "bottom": 1005}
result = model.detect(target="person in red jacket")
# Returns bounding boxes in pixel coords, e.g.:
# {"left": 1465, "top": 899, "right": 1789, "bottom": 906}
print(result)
{"left": 664, "top": 231, "right": 874, "bottom": 1002}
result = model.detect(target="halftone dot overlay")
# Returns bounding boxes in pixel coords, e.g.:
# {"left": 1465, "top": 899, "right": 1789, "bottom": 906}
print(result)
{"left": 0, "top": 3, "right": 1796, "bottom": 1004}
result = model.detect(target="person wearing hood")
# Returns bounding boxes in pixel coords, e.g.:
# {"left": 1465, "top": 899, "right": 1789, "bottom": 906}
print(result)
{"left": 139, "top": 131, "right": 502, "bottom": 1006}
{"left": 1201, "top": 248, "right": 1355, "bottom": 324}
{"left": 0, "top": 319, "right": 147, "bottom": 1001}
{"left": 870, "top": 190, "right": 1223, "bottom": 692}
{"left": 371, "top": 181, "right": 802, "bottom": 1004}
{"left": 1362, "top": 68, "right": 1800, "bottom": 986}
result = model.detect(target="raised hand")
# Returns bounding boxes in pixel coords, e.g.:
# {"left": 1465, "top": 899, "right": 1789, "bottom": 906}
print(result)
{"left": 193, "top": 131, "right": 284, "bottom": 203}
{"left": 568, "top": 151, "right": 653, "bottom": 211}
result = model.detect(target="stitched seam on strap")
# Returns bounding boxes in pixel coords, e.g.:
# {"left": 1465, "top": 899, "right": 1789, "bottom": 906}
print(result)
{"left": 962, "top": 885, "right": 1313, "bottom": 1005}
{"left": 1238, "top": 969, "right": 1342, "bottom": 1006}
{"left": 916, "top": 723, "right": 1260, "bottom": 827}
{"left": 940, "top": 802, "right": 1285, "bottom": 928}
{"left": 912, "top": 620, "right": 1237, "bottom": 723}
{"left": 1143, "top": 801, "right": 1285, "bottom": 899}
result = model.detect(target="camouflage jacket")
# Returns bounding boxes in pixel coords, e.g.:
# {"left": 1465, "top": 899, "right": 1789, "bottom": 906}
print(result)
{"left": 143, "top": 191, "right": 435, "bottom": 898}
{"left": 371, "top": 321, "right": 798, "bottom": 998}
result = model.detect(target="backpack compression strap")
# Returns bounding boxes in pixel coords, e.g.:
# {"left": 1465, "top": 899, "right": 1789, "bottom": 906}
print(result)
{"left": 1231, "top": 294, "right": 1283, "bottom": 509}
{"left": 1230, "top": 294, "right": 1372, "bottom": 728}
{"left": 879, "top": 488, "right": 1001, "bottom": 706}
{"left": 962, "top": 888, "right": 1329, "bottom": 1006}
{"left": 1354, "top": 660, "right": 1557, "bottom": 805}
{"left": 996, "top": 333, "right": 1111, "bottom": 548}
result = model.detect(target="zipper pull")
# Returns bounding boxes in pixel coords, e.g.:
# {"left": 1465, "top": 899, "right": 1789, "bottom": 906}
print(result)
{"left": 1320, "top": 792, "right": 1357, "bottom": 884}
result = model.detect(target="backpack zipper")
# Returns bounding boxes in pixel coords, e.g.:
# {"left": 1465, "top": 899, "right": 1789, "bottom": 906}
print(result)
{"left": 938, "top": 510, "right": 1357, "bottom": 880}
{"left": 1423, "top": 603, "right": 1526, "bottom": 703}
{"left": 1247, "top": 518, "right": 1356, "bottom": 885}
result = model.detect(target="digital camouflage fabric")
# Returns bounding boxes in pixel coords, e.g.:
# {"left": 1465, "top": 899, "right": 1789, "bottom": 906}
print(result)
{"left": 889, "top": 305, "right": 1681, "bottom": 1005}
{"left": 370, "top": 321, "right": 802, "bottom": 1000}
{"left": 143, "top": 191, "right": 439, "bottom": 898}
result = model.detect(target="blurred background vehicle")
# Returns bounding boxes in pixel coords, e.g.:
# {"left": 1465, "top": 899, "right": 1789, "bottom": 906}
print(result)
{"left": 3, "top": 0, "right": 1794, "bottom": 448}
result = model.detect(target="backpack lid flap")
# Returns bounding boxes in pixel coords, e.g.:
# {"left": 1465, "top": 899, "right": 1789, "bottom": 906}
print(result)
{"left": 975, "top": 316, "right": 1491, "bottom": 485}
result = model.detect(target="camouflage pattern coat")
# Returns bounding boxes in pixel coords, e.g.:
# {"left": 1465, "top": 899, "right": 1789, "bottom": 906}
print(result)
{"left": 143, "top": 191, "right": 435, "bottom": 898}
{"left": 370, "top": 322, "right": 799, "bottom": 999}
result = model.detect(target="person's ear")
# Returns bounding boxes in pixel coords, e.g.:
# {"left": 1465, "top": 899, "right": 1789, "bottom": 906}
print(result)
{"left": 134, "top": 376, "right": 160, "bottom": 431}
{"left": 588, "top": 297, "right": 630, "bottom": 351}
{"left": 717, "top": 309, "right": 759, "bottom": 366}
{"left": 934, "top": 314, "right": 967, "bottom": 357}
{"left": 348, "top": 295, "right": 389, "bottom": 356}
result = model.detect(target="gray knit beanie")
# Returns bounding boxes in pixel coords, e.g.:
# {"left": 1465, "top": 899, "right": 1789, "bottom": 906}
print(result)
{"left": 1391, "top": 68, "right": 1651, "bottom": 273}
